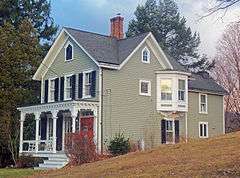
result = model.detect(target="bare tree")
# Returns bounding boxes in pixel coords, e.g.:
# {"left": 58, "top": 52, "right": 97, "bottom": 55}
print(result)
{"left": 212, "top": 22, "right": 240, "bottom": 131}
{"left": 201, "top": 0, "right": 240, "bottom": 19}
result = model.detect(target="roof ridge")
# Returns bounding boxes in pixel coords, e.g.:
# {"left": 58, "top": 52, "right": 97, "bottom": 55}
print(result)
{"left": 118, "top": 32, "right": 150, "bottom": 41}
{"left": 64, "top": 26, "right": 111, "bottom": 38}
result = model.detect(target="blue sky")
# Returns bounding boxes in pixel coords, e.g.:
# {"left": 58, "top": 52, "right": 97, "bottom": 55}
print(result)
{"left": 51, "top": 0, "right": 239, "bottom": 58}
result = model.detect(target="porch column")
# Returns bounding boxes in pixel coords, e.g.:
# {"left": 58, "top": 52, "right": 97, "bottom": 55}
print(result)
{"left": 52, "top": 111, "right": 58, "bottom": 153}
{"left": 35, "top": 112, "right": 41, "bottom": 153}
{"left": 71, "top": 109, "right": 78, "bottom": 133}
{"left": 19, "top": 112, "right": 25, "bottom": 154}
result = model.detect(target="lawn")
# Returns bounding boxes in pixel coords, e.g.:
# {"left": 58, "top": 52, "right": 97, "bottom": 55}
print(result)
{"left": 30, "top": 131, "right": 240, "bottom": 178}
{"left": 0, "top": 168, "right": 37, "bottom": 178}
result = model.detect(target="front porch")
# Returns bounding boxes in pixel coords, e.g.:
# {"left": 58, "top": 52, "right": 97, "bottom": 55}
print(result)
{"left": 17, "top": 100, "right": 100, "bottom": 155}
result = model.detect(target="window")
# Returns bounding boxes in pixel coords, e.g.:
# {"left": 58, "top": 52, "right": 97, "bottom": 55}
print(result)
{"left": 49, "top": 79, "right": 55, "bottom": 102}
{"left": 178, "top": 79, "right": 186, "bottom": 101}
{"left": 84, "top": 72, "right": 92, "bottom": 98}
{"left": 65, "top": 75, "right": 72, "bottom": 100}
{"left": 160, "top": 79, "right": 172, "bottom": 100}
{"left": 166, "top": 120, "right": 174, "bottom": 143}
{"left": 142, "top": 47, "right": 150, "bottom": 63}
{"left": 199, "top": 94, "right": 207, "bottom": 113}
{"left": 139, "top": 80, "right": 151, "bottom": 96}
{"left": 65, "top": 43, "right": 73, "bottom": 61}
{"left": 199, "top": 122, "right": 208, "bottom": 138}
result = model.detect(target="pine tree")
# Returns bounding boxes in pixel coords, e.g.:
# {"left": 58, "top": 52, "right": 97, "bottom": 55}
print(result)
{"left": 127, "top": 0, "right": 214, "bottom": 73}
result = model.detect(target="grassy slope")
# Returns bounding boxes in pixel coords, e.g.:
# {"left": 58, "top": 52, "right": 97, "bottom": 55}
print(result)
{"left": 33, "top": 132, "right": 240, "bottom": 178}
{"left": 0, "top": 169, "right": 36, "bottom": 178}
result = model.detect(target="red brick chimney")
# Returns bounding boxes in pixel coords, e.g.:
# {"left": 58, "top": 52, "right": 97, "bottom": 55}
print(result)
{"left": 110, "top": 15, "right": 124, "bottom": 39}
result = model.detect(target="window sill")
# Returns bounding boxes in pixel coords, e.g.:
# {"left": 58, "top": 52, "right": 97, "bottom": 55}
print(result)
{"left": 141, "top": 60, "right": 150, "bottom": 64}
{"left": 199, "top": 112, "right": 208, "bottom": 115}
{"left": 139, "top": 93, "right": 151, "bottom": 96}
{"left": 65, "top": 59, "right": 74, "bottom": 62}
{"left": 82, "top": 95, "right": 92, "bottom": 99}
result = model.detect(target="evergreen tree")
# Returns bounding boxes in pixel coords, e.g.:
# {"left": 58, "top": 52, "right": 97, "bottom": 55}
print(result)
{"left": 0, "top": 20, "right": 41, "bottom": 165}
{"left": 127, "top": 0, "right": 214, "bottom": 73}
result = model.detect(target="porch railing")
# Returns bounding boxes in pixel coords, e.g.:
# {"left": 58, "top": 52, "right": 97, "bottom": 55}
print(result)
{"left": 22, "top": 139, "right": 54, "bottom": 152}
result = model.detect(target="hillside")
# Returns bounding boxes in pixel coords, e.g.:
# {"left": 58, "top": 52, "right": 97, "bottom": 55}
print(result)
{"left": 33, "top": 132, "right": 240, "bottom": 178}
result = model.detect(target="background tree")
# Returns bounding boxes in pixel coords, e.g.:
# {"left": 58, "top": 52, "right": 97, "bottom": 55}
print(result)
{"left": 212, "top": 22, "right": 240, "bottom": 132}
{"left": 127, "top": 0, "right": 214, "bottom": 73}
{"left": 0, "top": 0, "right": 57, "bottom": 167}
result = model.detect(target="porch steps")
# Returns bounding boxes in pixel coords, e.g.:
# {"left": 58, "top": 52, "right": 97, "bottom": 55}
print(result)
{"left": 34, "top": 153, "right": 69, "bottom": 170}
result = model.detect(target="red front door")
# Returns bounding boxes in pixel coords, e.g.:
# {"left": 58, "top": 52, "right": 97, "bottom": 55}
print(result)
{"left": 80, "top": 116, "right": 94, "bottom": 140}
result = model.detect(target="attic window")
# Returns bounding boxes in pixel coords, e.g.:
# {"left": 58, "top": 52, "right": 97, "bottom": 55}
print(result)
{"left": 142, "top": 47, "right": 150, "bottom": 63}
{"left": 65, "top": 42, "right": 73, "bottom": 61}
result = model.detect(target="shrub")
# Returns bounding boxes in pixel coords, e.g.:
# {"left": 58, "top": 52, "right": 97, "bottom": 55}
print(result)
{"left": 65, "top": 132, "right": 99, "bottom": 165}
{"left": 108, "top": 133, "right": 131, "bottom": 156}
{"left": 16, "top": 156, "right": 43, "bottom": 168}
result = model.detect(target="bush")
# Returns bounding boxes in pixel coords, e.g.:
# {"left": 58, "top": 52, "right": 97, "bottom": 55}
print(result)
{"left": 108, "top": 133, "right": 131, "bottom": 156}
{"left": 16, "top": 156, "right": 43, "bottom": 168}
{"left": 65, "top": 132, "right": 99, "bottom": 165}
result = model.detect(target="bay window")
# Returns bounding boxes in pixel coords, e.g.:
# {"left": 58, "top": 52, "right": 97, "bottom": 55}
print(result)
{"left": 160, "top": 79, "right": 172, "bottom": 100}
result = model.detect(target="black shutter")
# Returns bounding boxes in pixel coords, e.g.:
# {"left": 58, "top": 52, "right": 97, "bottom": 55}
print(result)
{"left": 175, "top": 120, "right": 180, "bottom": 143}
{"left": 44, "top": 80, "right": 48, "bottom": 103}
{"left": 54, "top": 78, "right": 59, "bottom": 102}
{"left": 41, "top": 117, "right": 47, "bottom": 140}
{"left": 161, "top": 119, "right": 166, "bottom": 144}
{"left": 60, "top": 77, "right": 64, "bottom": 101}
{"left": 90, "top": 71, "right": 96, "bottom": 97}
{"left": 78, "top": 73, "right": 83, "bottom": 99}
{"left": 71, "top": 75, "right": 76, "bottom": 100}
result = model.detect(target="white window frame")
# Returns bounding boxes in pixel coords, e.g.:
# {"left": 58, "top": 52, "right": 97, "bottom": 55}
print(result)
{"left": 139, "top": 80, "right": 151, "bottom": 96}
{"left": 199, "top": 122, "right": 208, "bottom": 138}
{"left": 178, "top": 79, "right": 186, "bottom": 102}
{"left": 199, "top": 93, "right": 208, "bottom": 114}
{"left": 165, "top": 118, "right": 175, "bottom": 144}
{"left": 141, "top": 46, "right": 150, "bottom": 64}
{"left": 160, "top": 78, "right": 173, "bottom": 101}
{"left": 64, "top": 41, "right": 74, "bottom": 62}
{"left": 48, "top": 78, "right": 56, "bottom": 102}
{"left": 83, "top": 70, "right": 93, "bottom": 99}
{"left": 64, "top": 74, "right": 73, "bottom": 100}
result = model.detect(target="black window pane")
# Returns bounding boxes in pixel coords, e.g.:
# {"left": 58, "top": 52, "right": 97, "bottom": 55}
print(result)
{"left": 200, "top": 124, "right": 203, "bottom": 136}
{"left": 66, "top": 45, "right": 72, "bottom": 60}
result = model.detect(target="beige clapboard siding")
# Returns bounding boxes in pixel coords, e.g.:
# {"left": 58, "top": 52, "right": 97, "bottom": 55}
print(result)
{"left": 187, "top": 91, "right": 224, "bottom": 138}
{"left": 102, "top": 40, "right": 165, "bottom": 149}
{"left": 43, "top": 37, "right": 99, "bottom": 101}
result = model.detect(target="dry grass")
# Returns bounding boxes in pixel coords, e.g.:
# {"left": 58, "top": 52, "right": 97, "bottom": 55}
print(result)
{"left": 31, "top": 132, "right": 240, "bottom": 178}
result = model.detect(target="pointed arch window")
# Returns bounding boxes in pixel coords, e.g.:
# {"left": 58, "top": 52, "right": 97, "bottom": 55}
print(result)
{"left": 65, "top": 42, "right": 73, "bottom": 61}
{"left": 142, "top": 47, "right": 150, "bottom": 63}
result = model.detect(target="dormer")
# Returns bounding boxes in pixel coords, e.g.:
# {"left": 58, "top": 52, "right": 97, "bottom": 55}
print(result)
{"left": 156, "top": 71, "right": 191, "bottom": 112}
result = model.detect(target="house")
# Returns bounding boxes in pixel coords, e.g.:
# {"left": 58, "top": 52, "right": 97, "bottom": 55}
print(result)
{"left": 17, "top": 15, "right": 227, "bottom": 169}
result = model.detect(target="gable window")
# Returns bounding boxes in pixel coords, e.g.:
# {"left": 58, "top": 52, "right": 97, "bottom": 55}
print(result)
{"left": 65, "top": 75, "right": 72, "bottom": 100}
{"left": 139, "top": 80, "right": 151, "bottom": 96}
{"left": 83, "top": 72, "right": 92, "bottom": 98}
{"left": 160, "top": 79, "right": 172, "bottom": 100}
{"left": 199, "top": 122, "right": 208, "bottom": 138}
{"left": 178, "top": 79, "right": 186, "bottom": 101}
{"left": 142, "top": 47, "right": 150, "bottom": 63}
{"left": 49, "top": 79, "right": 55, "bottom": 102}
{"left": 65, "top": 42, "right": 73, "bottom": 61}
{"left": 199, "top": 94, "right": 207, "bottom": 113}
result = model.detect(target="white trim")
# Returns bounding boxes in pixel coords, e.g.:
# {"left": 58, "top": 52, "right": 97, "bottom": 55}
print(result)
{"left": 223, "top": 96, "right": 225, "bottom": 134}
{"left": 99, "top": 63, "right": 119, "bottom": 69}
{"left": 141, "top": 46, "right": 150, "bottom": 64}
{"left": 33, "top": 29, "right": 67, "bottom": 80}
{"left": 189, "top": 89, "right": 225, "bottom": 96}
{"left": 199, "top": 93, "right": 208, "bottom": 114}
{"left": 199, "top": 122, "right": 209, "bottom": 138}
{"left": 64, "top": 74, "right": 74, "bottom": 101}
{"left": 98, "top": 68, "right": 102, "bottom": 153}
{"left": 185, "top": 113, "right": 188, "bottom": 142}
{"left": 64, "top": 41, "right": 74, "bottom": 62}
{"left": 155, "top": 70, "right": 191, "bottom": 76}
{"left": 139, "top": 80, "right": 151, "bottom": 96}
{"left": 48, "top": 77, "right": 57, "bottom": 103}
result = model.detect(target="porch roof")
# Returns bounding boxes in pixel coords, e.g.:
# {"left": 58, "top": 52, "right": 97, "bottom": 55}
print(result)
{"left": 17, "top": 100, "right": 99, "bottom": 114}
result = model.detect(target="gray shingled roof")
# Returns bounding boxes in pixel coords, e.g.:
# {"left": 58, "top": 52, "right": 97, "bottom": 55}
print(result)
{"left": 65, "top": 27, "right": 149, "bottom": 65}
{"left": 64, "top": 27, "right": 226, "bottom": 95}
{"left": 189, "top": 74, "right": 227, "bottom": 95}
